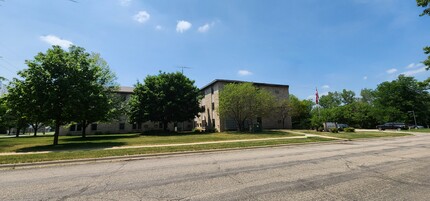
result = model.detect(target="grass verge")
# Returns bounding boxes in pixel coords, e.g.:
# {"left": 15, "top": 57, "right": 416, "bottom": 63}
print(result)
{"left": 0, "top": 131, "right": 301, "bottom": 153}
{"left": 0, "top": 137, "right": 332, "bottom": 164}
{"left": 297, "top": 130, "right": 411, "bottom": 140}
{"left": 406, "top": 128, "right": 430, "bottom": 133}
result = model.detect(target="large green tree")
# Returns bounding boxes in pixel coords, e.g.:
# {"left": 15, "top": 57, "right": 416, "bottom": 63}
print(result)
{"left": 6, "top": 78, "right": 46, "bottom": 136}
{"left": 417, "top": 0, "right": 430, "bottom": 70}
{"left": 128, "top": 72, "right": 201, "bottom": 131}
{"left": 289, "top": 95, "right": 313, "bottom": 129}
{"left": 72, "top": 52, "right": 119, "bottom": 138}
{"left": 373, "top": 75, "right": 430, "bottom": 125}
{"left": 0, "top": 97, "right": 17, "bottom": 134}
{"left": 17, "top": 45, "right": 117, "bottom": 144}
{"left": 319, "top": 92, "right": 342, "bottom": 109}
{"left": 218, "top": 83, "right": 276, "bottom": 131}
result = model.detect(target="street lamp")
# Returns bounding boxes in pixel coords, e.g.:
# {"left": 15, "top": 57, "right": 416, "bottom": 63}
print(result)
{"left": 408, "top": 111, "right": 417, "bottom": 129}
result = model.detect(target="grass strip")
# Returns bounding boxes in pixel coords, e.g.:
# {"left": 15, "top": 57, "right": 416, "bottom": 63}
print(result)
{"left": 0, "top": 131, "right": 302, "bottom": 153}
{"left": 0, "top": 137, "right": 332, "bottom": 164}
{"left": 297, "top": 130, "right": 411, "bottom": 140}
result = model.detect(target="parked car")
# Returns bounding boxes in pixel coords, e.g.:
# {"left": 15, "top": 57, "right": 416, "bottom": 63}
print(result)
{"left": 337, "top": 124, "right": 349, "bottom": 131}
{"left": 409, "top": 125, "right": 424, "bottom": 129}
{"left": 376, "top": 122, "right": 408, "bottom": 131}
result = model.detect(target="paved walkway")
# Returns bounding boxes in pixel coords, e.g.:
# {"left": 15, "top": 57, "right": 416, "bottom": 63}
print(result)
{"left": 0, "top": 131, "right": 339, "bottom": 156}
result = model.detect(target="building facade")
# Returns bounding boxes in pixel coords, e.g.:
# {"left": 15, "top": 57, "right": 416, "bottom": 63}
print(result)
{"left": 59, "top": 86, "right": 193, "bottom": 135}
{"left": 60, "top": 79, "right": 292, "bottom": 135}
{"left": 194, "top": 79, "right": 292, "bottom": 132}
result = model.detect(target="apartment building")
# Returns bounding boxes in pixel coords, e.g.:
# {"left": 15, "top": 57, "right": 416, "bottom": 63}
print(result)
{"left": 59, "top": 86, "right": 193, "bottom": 135}
{"left": 194, "top": 79, "right": 292, "bottom": 132}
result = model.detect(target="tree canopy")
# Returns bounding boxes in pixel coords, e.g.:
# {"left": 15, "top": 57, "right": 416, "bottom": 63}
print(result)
{"left": 128, "top": 71, "right": 201, "bottom": 131}
{"left": 9, "top": 45, "right": 118, "bottom": 144}
{"left": 218, "top": 83, "right": 276, "bottom": 131}
{"left": 417, "top": 0, "right": 430, "bottom": 70}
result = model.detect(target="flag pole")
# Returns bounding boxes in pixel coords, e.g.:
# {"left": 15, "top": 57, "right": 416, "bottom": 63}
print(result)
{"left": 316, "top": 87, "right": 320, "bottom": 128}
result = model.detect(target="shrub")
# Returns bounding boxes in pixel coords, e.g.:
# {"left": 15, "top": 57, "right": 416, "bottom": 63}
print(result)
{"left": 205, "top": 127, "right": 218, "bottom": 133}
{"left": 330, "top": 128, "right": 339, "bottom": 133}
{"left": 317, "top": 127, "right": 324, "bottom": 132}
{"left": 344, "top": 127, "right": 355, "bottom": 132}
{"left": 192, "top": 127, "right": 204, "bottom": 133}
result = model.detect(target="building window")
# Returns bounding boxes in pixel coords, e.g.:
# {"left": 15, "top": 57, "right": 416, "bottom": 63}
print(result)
{"left": 69, "top": 124, "right": 76, "bottom": 131}
{"left": 278, "top": 120, "right": 282, "bottom": 124}
{"left": 91, "top": 124, "right": 98, "bottom": 131}
{"left": 119, "top": 123, "right": 125, "bottom": 130}
{"left": 77, "top": 124, "right": 82, "bottom": 131}
{"left": 132, "top": 123, "right": 137, "bottom": 129}
{"left": 138, "top": 123, "right": 142, "bottom": 129}
{"left": 275, "top": 90, "right": 280, "bottom": 94}
{"left": 212, "top": 102, "right": 215, "bottom": 110}
{"left": 212, "top": 119, "right": 216, "bottom": 127}
{"left": 211, "top": 87, "right": 214, "bottom": 94}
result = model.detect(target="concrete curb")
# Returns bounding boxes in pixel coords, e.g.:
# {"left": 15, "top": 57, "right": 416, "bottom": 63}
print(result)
{"left": 0, "top": 139, "right": 348, "bottom": 170}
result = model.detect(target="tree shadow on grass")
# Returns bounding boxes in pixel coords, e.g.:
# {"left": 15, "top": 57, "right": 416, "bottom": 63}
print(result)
{"left": 139, "top": 130, "right": 213, "bottom": 136}
{"left": 16, "top": 142, "right": 127, "bottom": 152}
{"left": 225, "top": 131, "right": 293, "bottom": 135}
{"left": 62, "top": 134, "right": 140, "bottom": 142}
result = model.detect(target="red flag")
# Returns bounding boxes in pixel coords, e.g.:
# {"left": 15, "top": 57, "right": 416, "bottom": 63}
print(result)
{"left": 315, "top": 88, "right": 319, "bottom": 105}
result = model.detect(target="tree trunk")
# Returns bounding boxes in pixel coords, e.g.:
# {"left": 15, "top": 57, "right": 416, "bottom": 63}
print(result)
{"left": 282, "top": 118, "right": 285, "bottom": 129}
{"left": 81, "top": 121, "right": 88, "bottom": 138}
{"left": 236, "top": 120, "right": 243, "bottom": 132}
{"left": 163, "top": 121, "right": 168, "bottom": 131}
{"left": 53, "top": 121, "right": 60, "bottom": 145}
{"left": 32, "top": 124, "right": 39, "bottom": 136}
{"left": 15, "top": 128, "right": 20, "bottom": 137}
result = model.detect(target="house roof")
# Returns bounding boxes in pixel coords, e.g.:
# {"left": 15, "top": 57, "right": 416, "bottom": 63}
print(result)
{"left": 200, "top": 79, "right": 289, "bottom": 91}
{"left": 117, "top": 86, "right": 134, "bottom": 93}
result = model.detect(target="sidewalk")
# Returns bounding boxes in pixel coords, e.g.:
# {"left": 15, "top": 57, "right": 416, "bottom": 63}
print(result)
{"left": 0, "top": 131, "right": 340, "bottom": 156}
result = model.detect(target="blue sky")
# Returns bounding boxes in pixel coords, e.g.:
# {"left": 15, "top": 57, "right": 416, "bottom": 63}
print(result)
{"left": 0, "top": 0, "right": 429, "bottom": 100}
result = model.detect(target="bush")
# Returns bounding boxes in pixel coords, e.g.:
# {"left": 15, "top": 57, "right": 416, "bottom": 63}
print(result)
{"left": 205, "top": 127, "right": 218, "bottom": 133}
{"left": 344, "top": 127, "right": 355, "bottom": 132}
{"left": 330, "top": 128, "right": 339, "bottom": 133}
{"left": 317, "top": 127, "right": 324, "bottom": 132}
{"left": 192, "top": 127, "right": 204, "bottom": 133}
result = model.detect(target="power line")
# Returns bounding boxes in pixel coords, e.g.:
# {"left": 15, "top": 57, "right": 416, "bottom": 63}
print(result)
{"left": 0, "top": 56, "right": 21, "bottom": 71}
{"left": 177, "top": 66, "right": 191, "bottom": 74}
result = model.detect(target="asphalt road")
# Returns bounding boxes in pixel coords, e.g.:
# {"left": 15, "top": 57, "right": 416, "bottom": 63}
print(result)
{"left": 1, "top": 134, "right": 430, "bottom": 201}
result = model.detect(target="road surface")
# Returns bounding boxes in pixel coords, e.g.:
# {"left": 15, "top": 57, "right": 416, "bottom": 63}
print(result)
{"left": 1, "top": 134, "right": 430, "bottom": 200}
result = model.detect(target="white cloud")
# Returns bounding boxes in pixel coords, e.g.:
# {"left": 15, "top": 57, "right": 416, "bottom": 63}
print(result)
{"left": 198, "top": 23, "right": 211, "bottom": 33}
{"left": 119, "top": 0, "right": 131, "bottom": 6}
{"left": 176, "top": 20, "right": 192, "bottom": 33}
{"left": 405, "top": 63, "right": 424, "bottom": 69}
{"left": 155, "top": 25, "right": 163, "bottom": 30}
{"left": 238, "top": 70, "right": 253, "bottom": 76}
{"left": 400, "top": 67, "right": 427, "bottom": 76}
{"left": 39, "top": 35, "right": 73, "bottom": 49}
{"left": 386, "top": 68, "right": 398, "bottom": 74}
{"left": 321, "top": 85, "right": 330, "bottom": 89}
{"left": 133, "top": 11, "right": 150, "bottom": 24}
{"left": 363, "top": 76, "right": 368, "bottom": 80}
{"left": 406, "top": 63, "right": 415, "bottom": 69}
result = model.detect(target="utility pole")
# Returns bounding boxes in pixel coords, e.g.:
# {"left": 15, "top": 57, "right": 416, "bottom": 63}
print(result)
{"left": 408, "top": 111, "right": 417, "bottom": 128}
{"left": 177, "top": 66, "right": 191, "bottom": 74}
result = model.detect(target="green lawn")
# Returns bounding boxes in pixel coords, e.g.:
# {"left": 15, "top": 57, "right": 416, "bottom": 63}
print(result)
{"left": 297, "top": 130, "right": 411, "bottom": 140}
{"left": 0, "top": 131, "right": 302, "bottom": 153}
{"left": 0, "top": 131, "right": 331, "bottom": 164}
{"left": 407, "top": 128, "right": 430, "bottom": 133}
